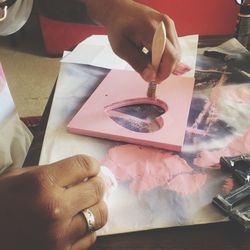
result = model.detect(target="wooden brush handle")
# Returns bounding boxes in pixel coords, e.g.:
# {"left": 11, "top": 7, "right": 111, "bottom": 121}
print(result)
{"left": 152, "top": 21, "right": 167, "bottom": 72}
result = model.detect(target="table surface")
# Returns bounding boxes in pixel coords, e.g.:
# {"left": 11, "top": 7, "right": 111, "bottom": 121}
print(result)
{"left": 24, "top": 35, "right": 250, "bottom": 250}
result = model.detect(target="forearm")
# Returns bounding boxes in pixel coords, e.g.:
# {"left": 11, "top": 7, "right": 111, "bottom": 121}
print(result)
{"left": 37, "top": 0, "right": 134, "bottom": 25}
{"left": 37, "top": 0, "right": 92, "bottom": 24}
{"left": 82, "top": 0, "right": 134, "bottom": 26}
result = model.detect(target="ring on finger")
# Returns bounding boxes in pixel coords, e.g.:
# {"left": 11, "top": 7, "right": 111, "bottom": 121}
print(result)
{"left": 81, "top": 208, "right": 96, "bottom": 232}
{"left": 141, "top": 46, "right": 149, "bottom": 55}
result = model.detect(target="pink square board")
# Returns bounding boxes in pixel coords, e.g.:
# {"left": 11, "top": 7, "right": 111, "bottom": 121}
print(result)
{"left": 67, "top": 69, "right": 194, "bottom": 151}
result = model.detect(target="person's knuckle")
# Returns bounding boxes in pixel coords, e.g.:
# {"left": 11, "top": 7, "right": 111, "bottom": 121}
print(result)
{"left": 21, "top": 170, "right": 67, "bottom": 221}
{"left": 47, "top": 201, "right": 63, "bottom": 221}
{"left": 35, "top": 185, "right": 65, "bottom": 221}
{"left": 73, "top": 155, "right": 95, "bottom": 173}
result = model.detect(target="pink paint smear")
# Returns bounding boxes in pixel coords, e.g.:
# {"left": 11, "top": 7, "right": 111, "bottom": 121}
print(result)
{"left": 173, "top": 63, "right": 192, "bottom": 76}
{"left": 102, "top": 145, "right": 206, "bottom": 196}
{"left": 193, "top": 129, "right": 250, "bottom": 169}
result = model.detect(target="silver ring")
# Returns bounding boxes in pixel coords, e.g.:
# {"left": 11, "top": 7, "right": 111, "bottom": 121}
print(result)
{"left": 142, "top": 46, "right": 149, "bottom": 55}
{"left": 82, "top": 208, "right": 96, "bottom": 232}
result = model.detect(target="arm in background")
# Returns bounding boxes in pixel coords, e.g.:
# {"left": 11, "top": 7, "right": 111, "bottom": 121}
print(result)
{"left": 38, "top": 0, "right": 181, "bottom": 82}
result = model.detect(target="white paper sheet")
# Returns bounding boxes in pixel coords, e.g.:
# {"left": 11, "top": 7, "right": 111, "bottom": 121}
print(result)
{"left": 39, "top": 35, "right": 222, "bottom": 236}
{"left": 61, "top": 35, "right": 198, "bottom": 77}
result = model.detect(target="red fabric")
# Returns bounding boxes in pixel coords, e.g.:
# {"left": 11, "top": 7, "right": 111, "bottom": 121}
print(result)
{"left": 138, "top": 0, "right": 239, "bottom": 36}
{"left": 39, "top": 1, "right": 239, "bottom": 56}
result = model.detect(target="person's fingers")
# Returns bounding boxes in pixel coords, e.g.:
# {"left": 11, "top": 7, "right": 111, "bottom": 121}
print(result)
{"left": 162, "top": 14, "right": 180, "bottom": 51}
{"left": 141, "top": 16, "right": 180, "bottom": 83}
{"left": 152, "top": 15, "right": 180, "bottom": 82}
{"left": 41, "top": 155, "right": 100, "bottom": 188}
{"left": 117, "top": 35, "right": 178, "bottom": 83}
{"left": 110, "top": 35, "right": 151, "bottom": 74}
{"left": 65, "top": 176, "right": 106, "bottom": 216}
{"left": 71, "top": 232, "right": 96, "bottom": 250}
{"left": 67, "top": 201, "right": 108, "bottom": 244}
{"left": 156, "top": 38, "right": 179, "bottom": 82}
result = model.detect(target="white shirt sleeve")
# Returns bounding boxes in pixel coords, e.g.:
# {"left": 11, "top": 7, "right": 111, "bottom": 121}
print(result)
{"left": 0, "top": 63, "right": 33, "bottom": 174}
{"left": 0, "top": 0, "right": 33, "bottom": 36}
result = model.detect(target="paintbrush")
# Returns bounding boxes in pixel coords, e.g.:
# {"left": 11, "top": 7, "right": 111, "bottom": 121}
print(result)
{"left": 147, "top": 21, "right": 167, "bottom": 98}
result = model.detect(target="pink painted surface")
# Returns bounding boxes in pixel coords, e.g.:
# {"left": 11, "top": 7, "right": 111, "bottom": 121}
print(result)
{"left": 67, "top": 70, "right": 195, "bottom": 151}
{"left": 193, "top": 129, "right": 250, "bottom": 168}
{"left": 102, "top": 144, "right": 207, "bottom": 195}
